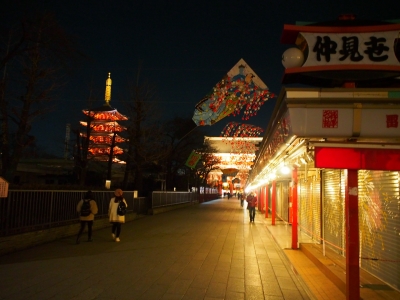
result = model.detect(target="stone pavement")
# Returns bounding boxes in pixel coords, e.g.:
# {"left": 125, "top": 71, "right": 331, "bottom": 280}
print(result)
{"left": 0, "top": 198, "right": 313, "bottom": 300}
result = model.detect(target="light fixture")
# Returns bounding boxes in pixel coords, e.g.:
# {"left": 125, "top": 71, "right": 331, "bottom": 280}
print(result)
{"left": 268, "top": 173, "right": 276, "bottom": 181}
{"left": 281, "top": 164, "right": 290, "bottom": 174}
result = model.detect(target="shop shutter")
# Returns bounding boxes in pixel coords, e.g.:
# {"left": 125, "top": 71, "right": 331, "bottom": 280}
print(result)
{"left": 358, "top": 170, "right": 400, "bottom": 290}
{"left": 280, "top": 182, "right": 289, "bottom": 221}
{"left": 275, "top": 181, "right": 289, "bottom": 222}
{"left": 276, "top": 182, "right": 283, "bottom": 219}
{"left": 299, "top": 177, "right": 312, "bottom": 238}
{"left": 282, "top": 182, "right": 289, "bottom": 221}
{"left": 311, "top": 173, "right": 322, "bottom": 243}
{"left": 322, "top": 169, "right": 345, "bottom": 255}
{"left": 297, "top": 175, "right": 321, "bottom": 241}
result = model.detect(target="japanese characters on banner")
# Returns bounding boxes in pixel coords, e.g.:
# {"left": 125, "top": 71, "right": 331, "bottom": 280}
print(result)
{"left": 301, "top": 31, "right": 400, "bottom": 66}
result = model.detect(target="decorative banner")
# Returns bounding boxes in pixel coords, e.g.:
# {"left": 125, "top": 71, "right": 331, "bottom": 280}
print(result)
{"left": 192, "top": 58, "right": 275, "bottom": 126}
{"left": 185, "top": 150, "right": 202, "bottom": 169}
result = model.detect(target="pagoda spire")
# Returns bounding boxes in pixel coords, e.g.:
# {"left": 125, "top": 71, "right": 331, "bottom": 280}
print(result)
{"left": 105, "top": 72, "right": 112, "bottom": 105}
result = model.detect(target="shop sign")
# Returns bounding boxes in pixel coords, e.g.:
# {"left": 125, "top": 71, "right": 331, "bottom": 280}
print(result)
{"left": 301, "top": 31, "right": 400, "bottom": 67}
{"left": 315, "top": 147, "right": 400, "bottom": 170}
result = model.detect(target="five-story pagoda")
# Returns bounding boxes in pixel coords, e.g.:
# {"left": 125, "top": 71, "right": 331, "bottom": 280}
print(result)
{"left": 80, "top": 73, "right": 128, "bottom": 179}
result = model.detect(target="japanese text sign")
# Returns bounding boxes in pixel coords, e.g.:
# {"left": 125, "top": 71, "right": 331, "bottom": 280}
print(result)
{"left": 301, "top": 31, "right": 400, "bottom": 67}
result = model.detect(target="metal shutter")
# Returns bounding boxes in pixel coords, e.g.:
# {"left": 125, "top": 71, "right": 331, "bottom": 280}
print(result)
{"left": 299, "top": 177, "right": 312, "bottom": 238}
{"left": 298, "top": 174, "right": 321, "bottom": 242}
{"left": 276, "top": 182, "right": 283, "bottom": 220}
{"left": 276, "top": 181, "right": 289, "bottom": 222}
{"left": 311, "top": 173, "right": 322, "bottom": 243}
{"left": 322, "top": 169, "right": 345, "bottom": 255}
{"left": 358, "top": 170, "right": 400, "bottom": 290}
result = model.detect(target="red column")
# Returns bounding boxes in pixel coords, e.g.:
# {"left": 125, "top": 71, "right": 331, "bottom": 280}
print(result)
{"left": 272, "top": 180, "right": 276, "bottom": 225}
{"left": 259, "top": 187, "right": 264, "bottom": 212}
{"left": 291, "top": 166, "right": 298, "bottom": 249}
{"left": 265, "top": 184, "right": 269, "bottom": 218}
{"left": 345, "top": 169, "right": 360, "bottom": 300}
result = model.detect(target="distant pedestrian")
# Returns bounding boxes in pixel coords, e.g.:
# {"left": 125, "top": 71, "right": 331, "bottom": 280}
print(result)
{"left": 239, "top": 193, "right": 244, "bottom": 207}
{"left": 76, "top": 190, "right": 98, "bottom": 244}
{"left": 109, "top": 188, "right": 128, "bottom": 242}
{"left": 246, "top": 192, "right": 258, "bottom": 223}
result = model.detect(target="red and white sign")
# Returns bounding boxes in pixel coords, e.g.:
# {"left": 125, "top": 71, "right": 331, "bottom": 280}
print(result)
{"left": 289, "top": 107, "right": 400, "bottom": 137}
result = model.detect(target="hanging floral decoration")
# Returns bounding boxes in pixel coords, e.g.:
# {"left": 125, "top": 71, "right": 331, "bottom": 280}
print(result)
{"left": 221, "top": 122, "right": 263, "bottom": 138}
{"left": 192, "top": 59, "right": 276, "bottom": 126}
{"left": 207, "top": 74, "right": 275, "bottom": 122}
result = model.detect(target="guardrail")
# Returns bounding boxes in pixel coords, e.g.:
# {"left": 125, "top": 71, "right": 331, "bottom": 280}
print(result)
{"left": 151, "top": 191, "right": 197, "bottom": 207}
{"left": 0, "top": 190, "right": 148, "bottom": 237}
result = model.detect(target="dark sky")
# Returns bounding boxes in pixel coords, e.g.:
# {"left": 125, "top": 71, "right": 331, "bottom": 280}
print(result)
{"left": 4, "top": 0, "right": 400, "bottom": 156}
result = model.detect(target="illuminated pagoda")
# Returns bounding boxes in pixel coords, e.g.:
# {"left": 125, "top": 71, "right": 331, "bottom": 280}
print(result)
{"left": 80, "top": 73, "right": 128, "bottom": 164}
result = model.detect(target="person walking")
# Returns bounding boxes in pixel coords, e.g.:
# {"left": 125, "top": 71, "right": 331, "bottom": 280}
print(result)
{"left": 109, "top": 188, "right": 128, "bottom": 242}
{"left": 76, "top": 190, "right": 98, "bottom": 244}
{"left": 239, "top": 193, "right": 244, "bottom": 207}
{"left": 246, "top": 192, "right": 258, "bottom": 223}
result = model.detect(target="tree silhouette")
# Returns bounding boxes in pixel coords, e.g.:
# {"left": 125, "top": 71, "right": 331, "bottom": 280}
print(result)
{"left": 0, "top": 11, "right": 80, "bottom": 182}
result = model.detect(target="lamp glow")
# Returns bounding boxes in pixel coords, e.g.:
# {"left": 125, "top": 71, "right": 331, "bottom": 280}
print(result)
{"left": 281, "top": 165, "right": 290, "bottom": 174}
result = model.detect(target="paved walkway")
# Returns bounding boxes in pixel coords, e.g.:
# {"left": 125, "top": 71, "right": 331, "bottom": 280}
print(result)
{"left": 0, "top": 198, "right": 312, "bottom": 300}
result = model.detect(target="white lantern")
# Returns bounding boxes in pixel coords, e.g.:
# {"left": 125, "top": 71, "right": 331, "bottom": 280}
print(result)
{"left": 282, "top": 48, "right": 304, "bottom": 68}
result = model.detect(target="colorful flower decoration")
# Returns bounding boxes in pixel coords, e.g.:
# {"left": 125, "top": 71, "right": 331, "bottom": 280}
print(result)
{"left": 192, "top": 59, "right": 276, "bottom": 126}
{"left": 220, "top": 122, "right": 263, "bottom": 138}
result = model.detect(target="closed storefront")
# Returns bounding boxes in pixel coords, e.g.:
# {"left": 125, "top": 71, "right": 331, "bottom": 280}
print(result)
{"left": 322, "top": 169, "right": 345, "bottom": 255}
{"left": 358, "top": 170, "right": 400, "bottom": 290}
{"left": 276, "top": 181, "right": 289, "bottom": 221}
{"left": 299, "top": 174, "right": 322, "bottom": 242}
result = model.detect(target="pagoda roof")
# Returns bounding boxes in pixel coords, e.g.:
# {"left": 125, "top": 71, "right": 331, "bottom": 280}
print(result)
{"left": 88, "top": 144, "right": 124, "bottom": 149}
{"left": 89, "top": 155, "right": 126, "bottom": 164}
{"left": 82, "top": 105, "right": 128, "bottom": 121}
{"left": 80, "top": 121, "right": 127, "bottom": 131}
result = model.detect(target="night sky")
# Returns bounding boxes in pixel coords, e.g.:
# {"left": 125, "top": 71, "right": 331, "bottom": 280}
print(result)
{"left": 3, "top": 0, "right": 400, "bottom": 156}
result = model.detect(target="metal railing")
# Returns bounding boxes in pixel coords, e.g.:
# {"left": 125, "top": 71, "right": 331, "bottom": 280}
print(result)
{"left": 0, "top": 190, "right": 149, "bottom": 237}
{"left": 151, "top": 191, "right": 197, "bottom": 208}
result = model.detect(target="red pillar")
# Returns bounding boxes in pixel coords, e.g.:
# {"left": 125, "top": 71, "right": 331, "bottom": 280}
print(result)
{"left": 291, "top": 166, "right": 298, "bottom": 249}
{"left": 271, "top": 180, "right": 276, "bottom": 225}
{"left": 345, "top": 169, "right": 360, "bottom": 300}
{"left": 265, "top": 184, "right": 269, "bottom": 218}
{"left": 259, "top": 187, "right": 264, "bottom": 212}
